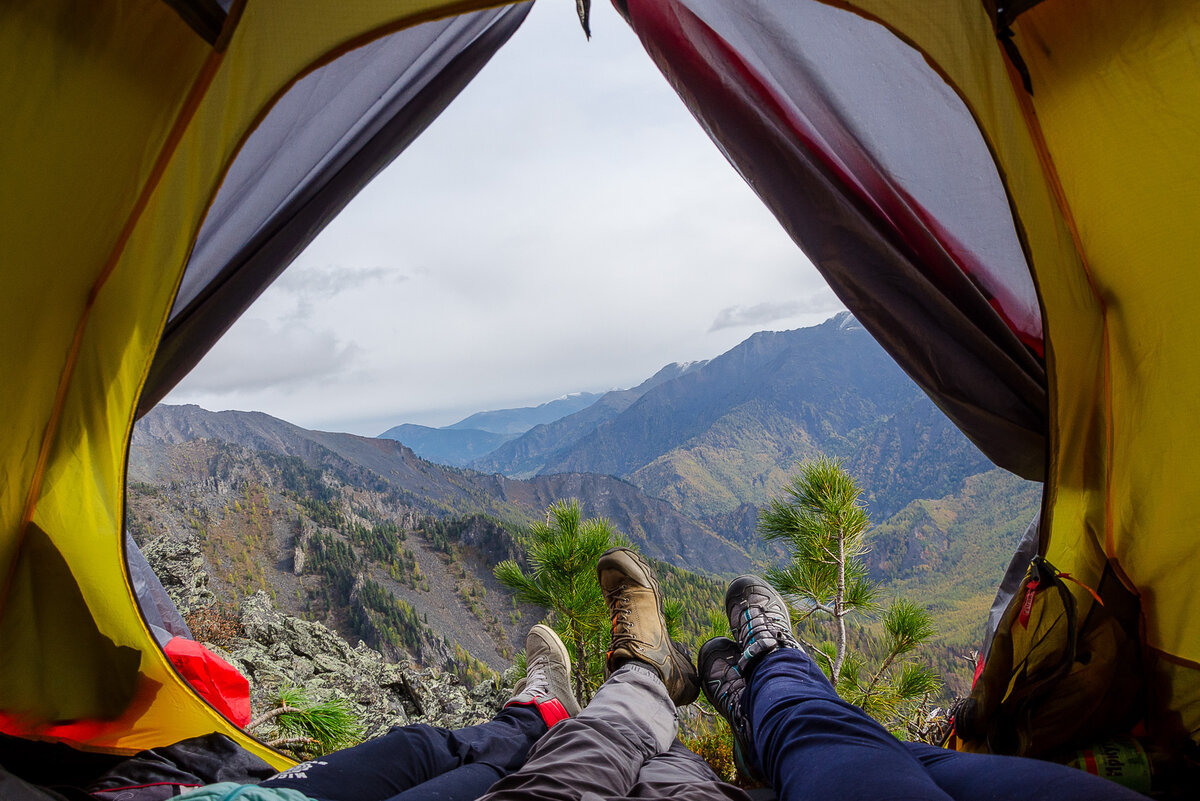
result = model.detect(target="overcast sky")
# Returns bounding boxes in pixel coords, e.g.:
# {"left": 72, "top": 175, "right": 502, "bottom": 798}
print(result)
{"left": 165, "top": 3, "right": 844, "bottom": 436}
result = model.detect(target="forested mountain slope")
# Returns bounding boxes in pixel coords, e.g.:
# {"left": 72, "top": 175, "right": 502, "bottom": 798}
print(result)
{"left": 134, "top": 404, "right": 753, "bottom": 573}
{"left": 475, "top": 315, "right": 993, "bottom": 545}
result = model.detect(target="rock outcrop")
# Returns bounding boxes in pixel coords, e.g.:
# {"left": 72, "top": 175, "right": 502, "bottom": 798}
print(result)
{"left": 220, "top": 592, "right": 511, "bottom": 739}
{"left": 142, "top": 532, "right": 513, "bottom": 741}
{"left": 141, "top": 530, "right": 214, "bottom": 614}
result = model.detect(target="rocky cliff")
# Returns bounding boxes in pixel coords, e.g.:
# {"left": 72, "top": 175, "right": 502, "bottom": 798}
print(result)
{"left": 144, "top": 532, "right": 512, "bottom": 742}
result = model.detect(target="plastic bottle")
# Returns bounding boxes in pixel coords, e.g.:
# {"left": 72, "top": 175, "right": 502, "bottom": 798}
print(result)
{"left": 1066, "top": 737, "right": 1152, "bottom": 794}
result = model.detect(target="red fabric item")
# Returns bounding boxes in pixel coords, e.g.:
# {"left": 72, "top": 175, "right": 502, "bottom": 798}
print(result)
{"left": 533, "top": 697, "right": 571, "bottom": 728}
{"left": 504, "top": 696, "right": 571, "bottom": 728}
{"left": 164, "top": 637, "right": 251, "bottom": 727}
{"left": 1017, "top": 579, "right": 1040, "bottom": 630}
{"left": 0, "top": 674, "right": 159, "bottom": 745}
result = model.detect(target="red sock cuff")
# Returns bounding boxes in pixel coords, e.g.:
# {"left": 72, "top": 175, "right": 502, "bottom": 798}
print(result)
{"left": 533, "top": 696, "right": 570, "bottom": 728}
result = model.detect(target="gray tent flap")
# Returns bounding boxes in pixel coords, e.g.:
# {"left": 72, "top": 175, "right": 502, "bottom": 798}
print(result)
{"left": 140, "top": 4, "right": 532, "bottom": 414}
{"left": 622, "top": 0, "right": 1047, "bottom": 478}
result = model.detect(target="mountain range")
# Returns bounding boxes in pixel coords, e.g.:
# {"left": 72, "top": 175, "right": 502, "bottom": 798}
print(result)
{"left": 130, "top": 313, "right": 1041, "bottom": 694}
{"left": 383, "top": 313, "right": 997, "bottom": 550}
{"left": 132, "top": 404, "right": 754, "bottom": 573}
{"left": 377, "top": 392, "right": 606, "bottom": 466}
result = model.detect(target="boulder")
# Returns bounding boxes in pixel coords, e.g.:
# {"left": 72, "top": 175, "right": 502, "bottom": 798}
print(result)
{"left": 226, "top": 591, "right": 512, "bottom": 739}
{"left": 141, "top": 530, "right": 214, "bottom": 614}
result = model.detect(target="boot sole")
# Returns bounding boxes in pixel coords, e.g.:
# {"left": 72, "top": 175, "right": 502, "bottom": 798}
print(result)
{"left": 697, "top": 635, "right": 761, "bottom": 783}
{"left": 527, "top": 623, "right": 581, "bottom": 717}
{"left": 599, "top": 547, "right": 663, "bottom": 600}
{"left": 698, "top": 637, "right": 740, "bottom": 687}
{"left": 670, "top": 640, "right": 700, "bottom": 706}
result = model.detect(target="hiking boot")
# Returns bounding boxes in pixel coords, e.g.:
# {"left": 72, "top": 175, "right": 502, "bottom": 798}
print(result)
{"left": 726, "top": 574, "right": 801, "bottom": 672}
{"left": 506, "top": 624, "right": 580, "bottom": 725}
{"left": 699, "top": 636, "right": 762, "bottom": 783}
{"left": 598, "top": 547, "right": 700, "bottom": 706}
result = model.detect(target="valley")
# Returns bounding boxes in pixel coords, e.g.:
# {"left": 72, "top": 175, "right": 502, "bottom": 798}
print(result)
{"left": 130, "top": 314, "right": 1040, "bottom": 699}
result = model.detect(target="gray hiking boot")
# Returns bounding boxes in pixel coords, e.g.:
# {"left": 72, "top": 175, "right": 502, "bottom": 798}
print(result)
{"left": 726, "top": 574, "right": 802, "bottom": 672}
{"left": 598, "top": 547, "right": 700, "bottom": 706}
{"left": 506, "top": 624, "right": 581, "bottom": 723}
{"left": 699, "top": 636, "right": 762, "bottom": 783}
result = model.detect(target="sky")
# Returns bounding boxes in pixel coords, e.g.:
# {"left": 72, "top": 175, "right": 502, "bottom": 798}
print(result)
{"left": 165, "top": 3, "right": 844, "bottom": 436}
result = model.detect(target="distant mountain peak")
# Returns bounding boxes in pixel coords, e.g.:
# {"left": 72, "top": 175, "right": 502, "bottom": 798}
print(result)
{"left": 476, "top": 316, "right": 992, "bottom": 537}
{"left": 831, "top": 310, "right": 861, "bottom": 331}
{"left": 648, "top": 360, "right": 708, "bottom": 382}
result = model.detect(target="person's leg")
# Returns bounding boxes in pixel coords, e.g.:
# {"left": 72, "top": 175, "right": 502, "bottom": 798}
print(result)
{"left": 477, "top": 663, "right": 678, "bottom": 801}
{"left": 906, "top": 742, "right": 1150, "bottom": 801}
{"left": 746, "top": 648, "right": 953, "bottom": 801}
{"left": 261, "top": 705, "right": 547, "bottom": 801}
{"left": 481, "top": 548, "right": 707, "bottom": 801}
{"left": 707, "top": 575, "right": 1151, "bottom": 801}
{"left": 706, "top": 575, "right": 955, "bottom": 801}
{"left": 599, "top": 547, "right": 700, "bottom": 707}
{"left": 385, "top": 763, "right": 512, "bottom": 801}
{"left": 626, "top": 741, "right": 751, "bottom": 801}
{"left": 263, "top": 625, "right": 578, "bottom": 801}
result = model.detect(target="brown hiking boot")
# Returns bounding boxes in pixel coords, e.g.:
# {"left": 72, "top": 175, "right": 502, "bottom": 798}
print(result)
{"left": 598, "top": 547, "right": 700, "bottom": 706}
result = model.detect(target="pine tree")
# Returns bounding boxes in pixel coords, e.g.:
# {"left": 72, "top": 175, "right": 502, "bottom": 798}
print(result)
{"left": 759, "top": 457, "right": 941, "bottom": 735}
{"left": 494, "top": 499, "right": 627, "bottom": 704}
{"left": 250, "top": 685, "right": 362, "bottom": 756}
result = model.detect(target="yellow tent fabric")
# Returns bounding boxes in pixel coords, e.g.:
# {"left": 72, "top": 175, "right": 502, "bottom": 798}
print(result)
{"left": 4, "top": 0, "right": 1199, "bottom": 770}
{"left": 0, "top": 0, "right": 514, "bottom": 763}
{"left": 834, "top": 0, "right": 1200, "bottom": 743}
{"left": 1018, "top": 0, "right": 1200, "bottom": 740}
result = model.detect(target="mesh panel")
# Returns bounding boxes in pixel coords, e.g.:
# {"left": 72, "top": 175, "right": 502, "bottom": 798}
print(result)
{"left": 682, "top": 0, "right": 1041, "bottom": 348}
{"left": 173, "top": 8, "right": 516, "bottom": 318}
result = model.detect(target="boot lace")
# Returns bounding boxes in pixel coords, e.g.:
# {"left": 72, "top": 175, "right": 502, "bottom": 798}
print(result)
{"left": 736, "top": 603, "right": 798, "bottom": 672}
{"left": 712, "top": 659, "right": 749, "bottom": 739}
{"left": 606, "top": 587, "right": 637, "bottom": 649}
{"left": 524, "top": 656, "right": 550, "bottom": 696}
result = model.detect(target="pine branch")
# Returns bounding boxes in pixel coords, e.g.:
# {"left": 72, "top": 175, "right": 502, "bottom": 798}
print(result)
{"left": 861, "top": 648, "right": 900, "bottom": 705}
{"left": 794, "top": 602, "right": 833, "bottom": 623}
{"left": 269, "top": 736, "right": 319, "bottom": 750}
{"left": 798, "top": 635, "right": 835, "bottom": 674}
{"left": 249, "top": 704, "right": 301, "bottom": 731}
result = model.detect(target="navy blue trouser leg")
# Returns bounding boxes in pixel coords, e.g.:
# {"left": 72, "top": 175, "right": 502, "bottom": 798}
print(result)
{"left": 260, "top": 705, "right": 546, "bottom": 801}
{"left": 744, "top": 648, "right": 1148, "bottom": 801}
{"left": 904, "top": 741, "right": 1150, "bottom": 801}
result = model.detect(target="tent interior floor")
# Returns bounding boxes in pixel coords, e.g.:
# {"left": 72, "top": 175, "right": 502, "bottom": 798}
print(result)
{"left": 0, "top": 730, "right": 786, "bottom": 800}
{"left": 0, "top": 733, "right": 124, "bottom": 800}
{"left": 0, "top": 730, "right": 277, "bottom": 800}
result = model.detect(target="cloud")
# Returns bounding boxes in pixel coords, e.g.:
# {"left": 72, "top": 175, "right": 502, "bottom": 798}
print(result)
{"left": 708, "top": 293, "right": 842, "bottom": 332}
{"left": 274, "top": 264, "right": 402, "bottom": 299}
{"left": 171, "top": 318, "right": 360, "bottom": 395}
{"left": 165, "top": 3, "right": 847, "bottom": 435}
{"left": 267, "top": 264, "right": 405, "bottom": 322}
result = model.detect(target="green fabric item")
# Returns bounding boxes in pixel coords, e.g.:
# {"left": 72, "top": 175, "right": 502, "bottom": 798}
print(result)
{"left": 176, "top": 782, "right": 312, "bottom": 801}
